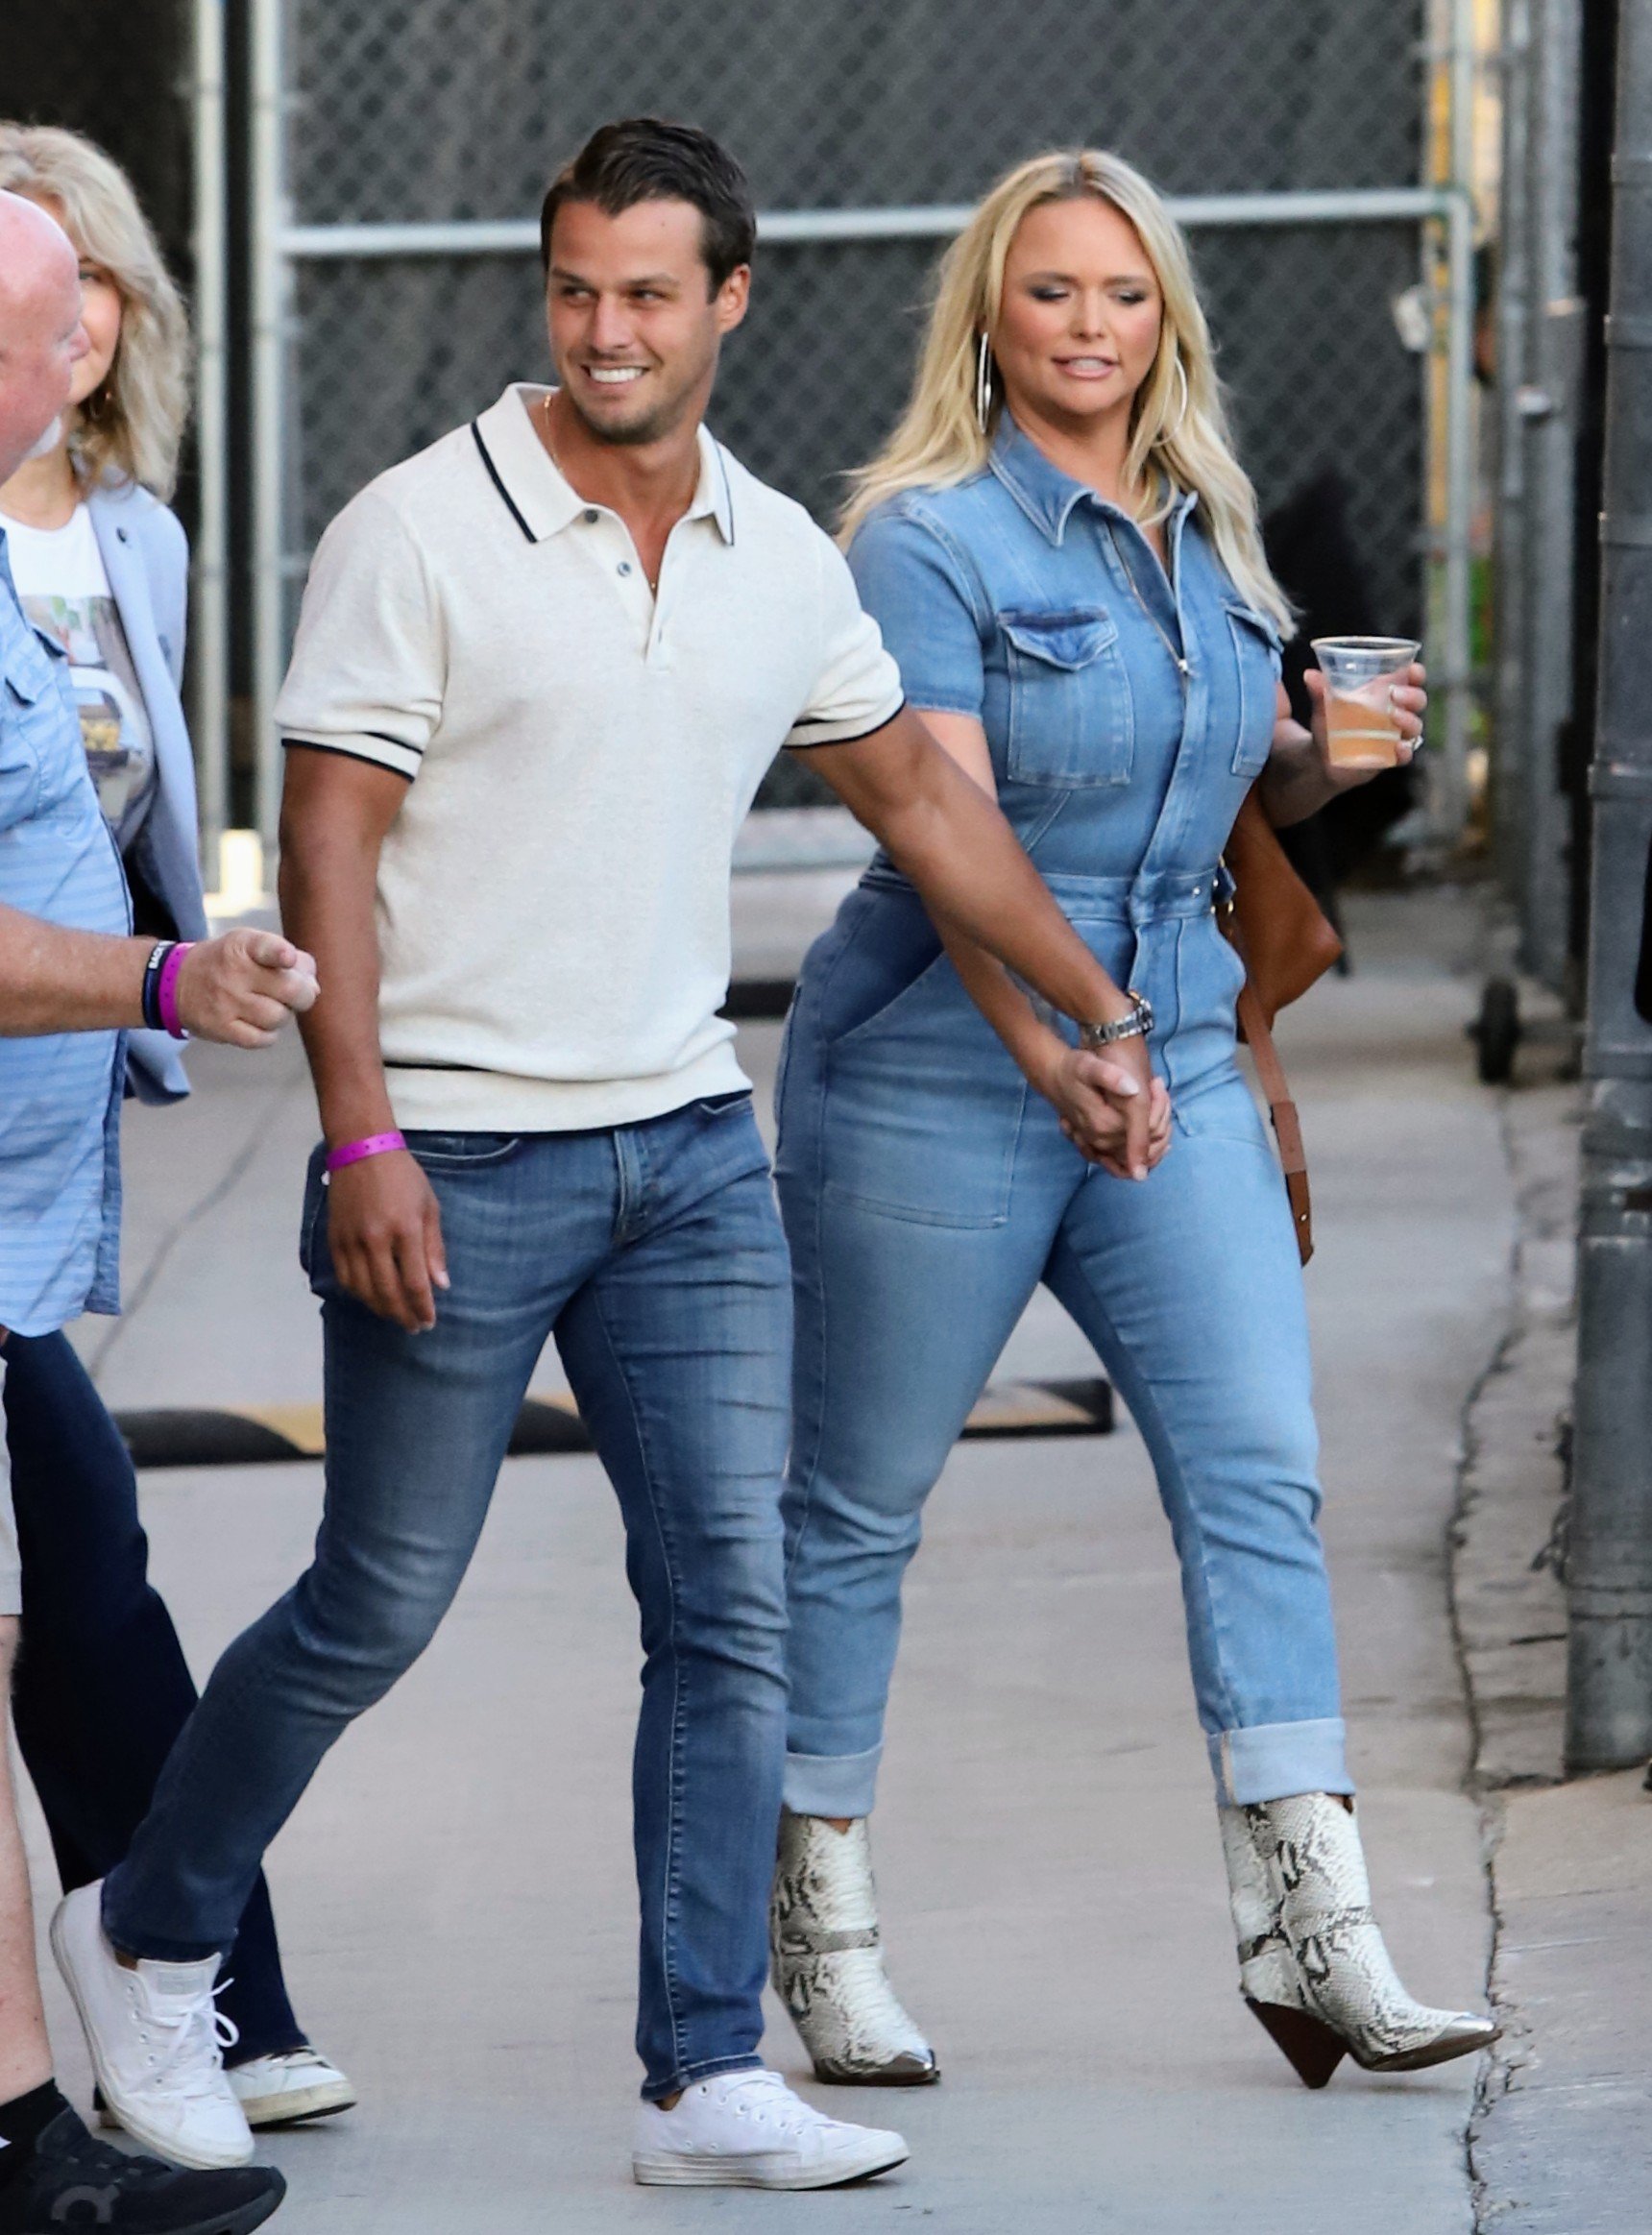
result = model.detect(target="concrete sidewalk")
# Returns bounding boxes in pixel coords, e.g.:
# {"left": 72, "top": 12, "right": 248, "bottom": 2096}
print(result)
{"left": 1450, "top": 1060, "right": 1652, "bottom": 2235}
{"left": 35, "top": 887, "right": 1514, "bottom": 2230}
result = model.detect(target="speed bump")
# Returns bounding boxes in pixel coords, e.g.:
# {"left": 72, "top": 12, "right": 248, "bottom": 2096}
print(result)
{"left": 112, "top": 1376, "right": 1113, "bottom": 1470}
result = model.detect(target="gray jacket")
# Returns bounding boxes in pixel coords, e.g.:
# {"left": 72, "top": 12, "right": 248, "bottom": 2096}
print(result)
{"left": 86, "top": 478, "right": 208, "bottom": 1104}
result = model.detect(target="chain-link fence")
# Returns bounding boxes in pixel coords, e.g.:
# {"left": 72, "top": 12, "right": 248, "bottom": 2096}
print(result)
{"left": 244, "top": 0, "right": 1472, "bottom": 833}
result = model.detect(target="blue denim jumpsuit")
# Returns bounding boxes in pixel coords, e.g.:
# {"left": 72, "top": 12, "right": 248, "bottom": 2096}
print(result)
{"left": 773, "top": 417, "right": 1350, "bottom": 1817}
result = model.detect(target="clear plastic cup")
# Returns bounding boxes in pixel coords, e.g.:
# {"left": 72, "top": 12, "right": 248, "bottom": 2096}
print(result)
{"left": 1311, "top": 636, "right": 1421, "bottom": 770}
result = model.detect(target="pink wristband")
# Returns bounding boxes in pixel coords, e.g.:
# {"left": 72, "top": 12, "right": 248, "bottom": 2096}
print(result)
{"left": 157, "top": 942, "right": 194, "bottom": 1040}
{"left": 325, "top": 1130, "right": 408, "bottom": 1174}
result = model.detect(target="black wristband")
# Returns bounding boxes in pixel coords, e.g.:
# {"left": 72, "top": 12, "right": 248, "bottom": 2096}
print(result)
{"left": 140, "top": 940, "right": 176, "bottom": 1032}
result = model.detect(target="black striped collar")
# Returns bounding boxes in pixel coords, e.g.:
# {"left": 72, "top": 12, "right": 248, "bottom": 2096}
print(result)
{"left": 471, "top": 384, "right": 735, "bottom": 547}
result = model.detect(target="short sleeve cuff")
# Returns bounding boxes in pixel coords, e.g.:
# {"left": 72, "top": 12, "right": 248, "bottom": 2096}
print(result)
{"left": 906, "top": 691, "right": 988, "bottom": 719}
{"left": 281, "top": 731, "right": 423, "bottom": 781}
{"left": 785, "top": 686, "right": 906, "bottom": 751}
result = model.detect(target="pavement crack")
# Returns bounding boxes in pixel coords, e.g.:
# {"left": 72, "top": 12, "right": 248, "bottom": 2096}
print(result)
{"left": 1447, "top": 1086, "right": 1521, "bottom": 1798}
{"left": 1449, "top": 1073, "right": 1581, "bottom": 2233}
{"left": 1447, "top": 1085, "right": 1521, "bottom": 2235}
{"left": 1466, "top": 1790, "right": 1521, "bottom": 2235}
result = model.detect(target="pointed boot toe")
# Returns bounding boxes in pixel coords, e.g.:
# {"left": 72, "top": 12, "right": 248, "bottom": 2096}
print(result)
{"left": 813, "top": 2044, "right": 939, "bottom": 2088}
{"left": 1362, "top": 2009, "right": 1501, "bottom": 2074}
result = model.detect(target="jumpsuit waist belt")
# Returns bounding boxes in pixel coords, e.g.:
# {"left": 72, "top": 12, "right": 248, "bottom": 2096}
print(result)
{"left": 858, "top": 860, "right": 1227, "bottom": 927}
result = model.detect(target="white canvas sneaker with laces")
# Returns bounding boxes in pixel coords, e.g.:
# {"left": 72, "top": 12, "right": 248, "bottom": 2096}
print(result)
{"left": 632, "top": 2067, "right": 909, "bottom": 2188}
{"left": 228, "top": 2047, "right": 357, "bottom": 2127}
{"left": 51, "top": 1881, "right": 255, "bottom": 2170}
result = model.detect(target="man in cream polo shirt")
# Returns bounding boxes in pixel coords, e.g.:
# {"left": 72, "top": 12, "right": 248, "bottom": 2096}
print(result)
{"left": 63, "top": 122, "right": 1149, "bottom": 2193}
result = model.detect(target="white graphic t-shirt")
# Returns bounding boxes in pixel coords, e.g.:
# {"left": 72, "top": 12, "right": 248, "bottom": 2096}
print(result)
{"left": 0, "top": 502, "right": 157, "bottom": 848}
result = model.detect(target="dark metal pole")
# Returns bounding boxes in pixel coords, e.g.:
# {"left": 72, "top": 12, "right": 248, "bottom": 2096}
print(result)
{"left": 1566, "top": 0, "right": 1652, "bottom": 1772}
{"left": 1494, "top": 0, "right": 1588, "bottom": 999}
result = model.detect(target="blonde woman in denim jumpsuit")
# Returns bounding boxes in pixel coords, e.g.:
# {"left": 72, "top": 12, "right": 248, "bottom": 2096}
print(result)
{"left": 768, "top": 152, "right": 1497, "bottom": 2095}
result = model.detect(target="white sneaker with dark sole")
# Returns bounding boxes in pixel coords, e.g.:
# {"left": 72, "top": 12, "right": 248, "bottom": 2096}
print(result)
{"left": 51, "top": 1881, "right": 255, "bottom": 2170}
{"left": 632, "top": 2068, "right": 908, "bottom": 2189}
{"left": 229, "top": 2048, "right": 357, "bottom": 2127}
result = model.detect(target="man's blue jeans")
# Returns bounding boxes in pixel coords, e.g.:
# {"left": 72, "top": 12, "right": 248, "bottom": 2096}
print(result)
{"left": 103, "top": 1095, "right": 792, "bottom": 2100}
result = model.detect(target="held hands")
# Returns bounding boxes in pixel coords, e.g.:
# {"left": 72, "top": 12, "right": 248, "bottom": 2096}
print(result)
{"left": 173, "top": 929, "right": 319, "bottom": 1047}
{"left": 326, "top": 1151, "right": 450, "bottom": 1332}
{"left": 1040, "top": 1033, "right": 1172, "bottom": 1181}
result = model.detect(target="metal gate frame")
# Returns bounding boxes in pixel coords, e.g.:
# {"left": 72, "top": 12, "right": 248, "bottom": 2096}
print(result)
{"left": 190, "top": 1, "right": 1479, "bottom": 860}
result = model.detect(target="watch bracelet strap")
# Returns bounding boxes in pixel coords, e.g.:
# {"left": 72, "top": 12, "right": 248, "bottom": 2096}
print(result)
{"left": 1082, "top": 992, "right": 1151, "bottom": 1049}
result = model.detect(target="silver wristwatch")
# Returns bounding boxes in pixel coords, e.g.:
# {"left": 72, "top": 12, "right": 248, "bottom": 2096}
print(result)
{"left": 1079, "top": 990, "right": 1154, "bottom": 1051}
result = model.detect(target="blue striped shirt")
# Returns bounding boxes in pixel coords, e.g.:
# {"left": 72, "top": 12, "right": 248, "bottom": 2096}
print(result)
{"left": 0, "top": 527, "right": 130, "bottom": 1335}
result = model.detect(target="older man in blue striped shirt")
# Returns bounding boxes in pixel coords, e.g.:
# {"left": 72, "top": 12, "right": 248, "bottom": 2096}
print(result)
{"left": 0, "top": 187, "right": 318, "bottom": 2235}
{"left": 0, "top": 499, "right": 132, "bottom": 1335}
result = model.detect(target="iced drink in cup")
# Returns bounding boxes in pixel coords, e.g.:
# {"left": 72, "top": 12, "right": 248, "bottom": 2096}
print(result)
{"left": 1311, "top": 636, "right": 1421, "bottom": 769}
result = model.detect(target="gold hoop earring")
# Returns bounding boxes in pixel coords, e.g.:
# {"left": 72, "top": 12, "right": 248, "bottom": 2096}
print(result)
{"left": 975, "top": 331, "right": 996, "bottom": 437}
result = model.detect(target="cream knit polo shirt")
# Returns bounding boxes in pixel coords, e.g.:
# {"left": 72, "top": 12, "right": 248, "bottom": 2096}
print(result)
{"left": 276, "top": 383, "right": 904, "bottom": 1132}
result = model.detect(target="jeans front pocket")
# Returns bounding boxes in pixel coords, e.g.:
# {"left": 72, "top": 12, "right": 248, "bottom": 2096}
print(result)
{"left": 1002, "top": 606, "right": 1133, "bottom": 789}
{"left": 814, "top": 888, "right": 944, "bottom": 1052}
{"left": 1225, "top": 602, "right": 1284, "bottom": 776}
{"left": 1165, "top": 916, "right": 1253, "bottom": 1127}
{"left": 821, "top": 958, "right": 1027, "bottom": 1228}
{"left": 403, "top": 1131, "right": 524, "bottom": 1172}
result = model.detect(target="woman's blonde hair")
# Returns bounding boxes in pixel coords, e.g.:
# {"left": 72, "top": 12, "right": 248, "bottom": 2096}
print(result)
{"left": 841, "top": 148, "right": 1292, "bottom": 634}
{"left": 0, "top": 124, "right": 190, "bottom": 500}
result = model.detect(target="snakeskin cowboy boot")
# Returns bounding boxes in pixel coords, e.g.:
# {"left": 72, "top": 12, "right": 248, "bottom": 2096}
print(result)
{"left": 1219, "top": 1793, "right": 1498, "bottom": 2086}
{"left": 769, "top": 1810, "right": 938, "bottom": 2086}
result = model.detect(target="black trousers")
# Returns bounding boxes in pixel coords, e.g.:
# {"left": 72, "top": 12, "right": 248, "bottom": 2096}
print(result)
{"left": 3, "top": 1330, "right": 305, "bottom": 2063}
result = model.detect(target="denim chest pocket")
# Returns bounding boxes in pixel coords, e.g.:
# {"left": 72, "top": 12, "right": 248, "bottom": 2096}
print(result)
{"left": 1001, "top": 606, "right": 1134, "bottom": 789}
{"left": 1225, "top": 603, "right": 1283, "bottom": 776}
{"left": 3, "top": 631, "right": 55, "bottom": 708}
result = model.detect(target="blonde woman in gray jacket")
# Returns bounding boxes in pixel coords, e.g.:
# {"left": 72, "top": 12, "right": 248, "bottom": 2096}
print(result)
{"left": 0, "top": 123, "right": 353, "bottom": 2143}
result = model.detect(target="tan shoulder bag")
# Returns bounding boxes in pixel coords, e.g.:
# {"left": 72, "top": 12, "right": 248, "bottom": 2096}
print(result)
{"left": 1218, "top": 791, "right": 1344, "bottom": 1264}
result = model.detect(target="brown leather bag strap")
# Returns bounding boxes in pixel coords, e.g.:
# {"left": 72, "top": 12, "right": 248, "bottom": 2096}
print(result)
{"left": 1234, "top": 975, "right": 1314, "bottom": 1267}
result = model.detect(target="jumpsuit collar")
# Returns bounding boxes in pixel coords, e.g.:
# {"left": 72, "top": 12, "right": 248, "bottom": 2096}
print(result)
{"left": 986, "top": 413, "right": 1199, "bottom": 550}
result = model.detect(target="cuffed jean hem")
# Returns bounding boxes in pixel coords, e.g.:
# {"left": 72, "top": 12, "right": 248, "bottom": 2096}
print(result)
{"left": 102, "top": 1876, "right": 230, "bottom": 1967}
{"left": 1208, "top": 1717, "right": 1352, "bottom": 1806}
{"left": 783, "top": 1742, "right": 883, "bottom": 1819}
{"left": 642, "top": 2052, "right": 764, "bottom": 2104}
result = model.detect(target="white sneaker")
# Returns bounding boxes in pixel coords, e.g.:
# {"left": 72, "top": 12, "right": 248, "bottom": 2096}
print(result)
{"left": 632, "top": 2067, "right": 908, "bottom": 2189}
{"left": 51, "top": 1882, "right": 255, "bottom": 2170}
{"left": 229, "top": 2047, "right": 357, "bottom": 2127}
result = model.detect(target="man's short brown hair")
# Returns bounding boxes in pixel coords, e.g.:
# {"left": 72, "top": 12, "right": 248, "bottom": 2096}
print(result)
{"left": 540, "top": 117, "right": 757, "bottom": 296}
